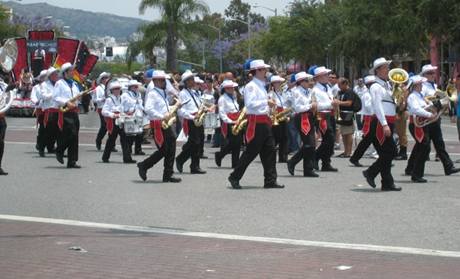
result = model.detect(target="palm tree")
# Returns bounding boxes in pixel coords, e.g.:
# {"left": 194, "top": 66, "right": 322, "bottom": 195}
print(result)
{"left": 139, "top": 0, "right": 209, "bottom": 71}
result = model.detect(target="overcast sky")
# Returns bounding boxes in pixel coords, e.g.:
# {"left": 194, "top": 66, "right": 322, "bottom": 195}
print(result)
{"left": 16, "top": 0, "right": 291, "bottom": 20}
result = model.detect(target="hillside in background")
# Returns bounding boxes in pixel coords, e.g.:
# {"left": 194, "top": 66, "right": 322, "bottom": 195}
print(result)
{"left": 2, "top": 1, "right": 147, "bottom": 40}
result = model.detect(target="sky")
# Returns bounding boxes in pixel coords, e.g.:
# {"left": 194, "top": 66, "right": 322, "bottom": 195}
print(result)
{"left": 13, "top": 0, "right": 292, "bottom": 20}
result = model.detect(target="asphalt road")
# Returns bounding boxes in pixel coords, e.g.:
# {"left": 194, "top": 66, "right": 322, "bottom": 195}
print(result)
{"left": 1, "top": 113, "right": 460, "bottom": 252}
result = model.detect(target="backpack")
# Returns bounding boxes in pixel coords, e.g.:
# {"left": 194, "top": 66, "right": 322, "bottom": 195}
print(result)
{"left": 351, "top": 91, "right": 362, "bottom": 112}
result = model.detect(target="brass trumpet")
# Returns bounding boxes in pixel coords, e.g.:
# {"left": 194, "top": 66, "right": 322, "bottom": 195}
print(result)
{"left": 231, "top": 107, "right": 247, "bottom": 135}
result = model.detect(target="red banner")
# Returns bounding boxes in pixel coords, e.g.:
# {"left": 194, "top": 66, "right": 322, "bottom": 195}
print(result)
{"left": 28, "top": 30, "right": 55, "bottom": 69}
{"left": 12, "top": 38, "right": 28, "bottom": 82}
{"left": 56, "top": 38, "right": 80, "bottom": 66}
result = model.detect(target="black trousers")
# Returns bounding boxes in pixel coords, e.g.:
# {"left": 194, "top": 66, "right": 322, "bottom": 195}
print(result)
{"left": 426, "top": 119, "right": 454, "bottom": 172}
{"left": 406, "top": 123, "right": 430, "bottom": 178}
{"left": 217, "top": 123, "right": 242, "bottom": 168}
{"left": 56, "top": 112, "right": 79, "bottom": 166}
{"left": 230, "top": 123, "right": 277, "bottom": 185}
{"left": 316, "top": 113, "right": 335, "bottom": 166}
{"left": 272, "top": 121, "right": 289, "bottom": 162}
{"left": 36, "top": 113, "right": 55, "bottom": 153}
{"left": 127, "top": 134, "right": 143, "bottom": 154}
{"left": 0, "top": 117, "right": 6, "bottom": 168}
{"left": 102, "top": 120, "right": 132, "bottom": 162}
{"left": 95, "top": 111, "right": 107, "bottom": 146}
{"left": 350, "top": 130, "right": 373, "bottom": 162}
{"left": 139, "top": 127, "right": 177, "bottom": 179}
{"left": 176, "top": 120, "right": 203, "bottom": 170}
{"left": 366, "top": 119, "right": 397, "bottom": 187}
{"left": 289, "top": 113, "right": 315, "bottom": 175}
{"left": 44, "top": 112, "right": 60, "bottom": 154}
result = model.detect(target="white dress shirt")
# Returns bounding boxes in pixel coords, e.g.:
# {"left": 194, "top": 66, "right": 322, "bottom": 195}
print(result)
{"left": 407, "top": 91, "right": 433, "bottom": 118}
{"left": 218, "top": 93, "right": 239, "bottom": 124}
{"left": 144, "top": 87, "right": 170, "bottom": 121}
{"left": 30, "top": 83, "right": 44, "bottom": 108}
{"left": 370, "top": 77, "right": 396, "bottom": 126}
{"left": 41, "top": 80, "right": 58, "bottom": 109}
{"left": 178, "top": 88, "right": 201, "bottom": 120}
{"left": 94, "top": 84, "right": 106, "bottom": 107}
{"left": 244, "top": 77, "right": 269, "bottom": 115}
{"left": 354, "top": 84, "right": 369, "bottom": 115}
{"left": 102, "top": 95, "right": 123, "bottom": 119}
{"left": 268, "top": 90, "right": 287, "bottom": 109}
{"left": 360, "top": 90, "right": 374, "bottom": 116}
{"left": 291, "top": 86, "right": 313, "bottom": 113}
{"left": 312, "top": 83, "right": 333, "bottom": 112}
{"left": 421, "top": 81, "right": 437, "bottom": 97}
{"left": 121, "top": 90, "right": 143, "bottom": 114}
{"left": 53, "top": 79, "right": 80, "bottom": 107}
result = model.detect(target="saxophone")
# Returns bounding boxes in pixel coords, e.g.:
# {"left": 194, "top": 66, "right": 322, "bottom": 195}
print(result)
{"left": 193, "top": 105, "right": 207, "bottom": 127}
{"left": 272, "top": 107, "right": 293, "bottom": 125}
{"left": 162, "top": 99, "right": 180, "bottom": 129}
{"left": 231, "top": 107, "right": 247, "bottom": 135}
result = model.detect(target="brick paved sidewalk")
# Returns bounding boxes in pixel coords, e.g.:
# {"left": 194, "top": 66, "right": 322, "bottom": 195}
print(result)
{"left": 0, "top": 220, "right": 459, "bottom": 279}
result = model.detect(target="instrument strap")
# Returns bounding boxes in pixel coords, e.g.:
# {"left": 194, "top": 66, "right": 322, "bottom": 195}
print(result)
{"left": 225, "top": 93, "right": 238, "bottom": 111}
{"left": 186, "top": 89, "right": 200, "bottom": 109}
{"left": 274, "top": 91, "right": 284, "bottom": 107}
{"left": 154, "top": 88, "right": 169, "bottom": 112}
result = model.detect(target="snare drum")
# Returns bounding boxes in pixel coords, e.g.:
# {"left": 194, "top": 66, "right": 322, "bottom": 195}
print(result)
{"left": 123, "top": 116, "right": 144, "bottom": 136}
{"left": 204, "top": 112, "right": 220, "bottom": 129}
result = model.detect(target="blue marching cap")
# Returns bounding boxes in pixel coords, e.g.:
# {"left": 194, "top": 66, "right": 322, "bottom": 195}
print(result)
{"left": 307, "top": 65, "right": 318, "bottom": 76}
{"left": 408, "top": 71, "right": 415, "bottom": 78}
{"left": 144, "top": 68, "right": 155, "bottom": 78}
{"left": 290, "top": 73, "right": 297, "bottom": 83}
{"left": 243, "top": 59, "right": 254, "bottom": 71}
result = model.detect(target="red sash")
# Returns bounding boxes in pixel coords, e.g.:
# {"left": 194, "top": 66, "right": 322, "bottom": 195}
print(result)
{"left": 299, "top": 112, "right": 312, "bottom": 135}
{"left": 182, "top": 113, "right": 197, "bottom": 136}
{"left": 150, "top": 120, "right": 164, "bottom": 147}
{"left": 221, "top": 112, "right": 240, "bottom": 138}
{"left": 362, "top": 115, "right": 372, "bottom": 136}
{"left": 409, "top": 117, "right": 425, "bottom": 143}
{"left": 44, "top": 108, "right": 64, "bottom": 130}
{"left": 105, "top": 117, "right": 114, "bottom": 135}
{"left": 318, "top": 112, "right": 331, "bottom": 134}
{"left": 245, "top": 114, "right": 272, "bottom": 143}
{"left": 375, "top": 115, "right": 396, "bottom": 145}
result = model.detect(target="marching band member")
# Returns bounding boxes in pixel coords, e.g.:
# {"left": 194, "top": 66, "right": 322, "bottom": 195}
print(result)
{"left": 176, "top": 71, "right": 206, "bottom": 174}
{"left": 350, "top": 75, "right": 376, "bottom": 167}
{"left": 287, "top": 72, "right": 318, "bottom": 177}
{"left": 312, "top": 66, "right": 339, "bottom": 172}
{"left": 41, "top": 67, "right": 60, "bottom": 157}
{"left": 228, "top": 59, "right": 284, "bottom": 189}
{"left": 31, "top": 70, "right": 49, "bottom": 157}
{"left": 419, "top": 64, "right": 460, "bottom": 175}
{"left": 94, "top": 72, "right": 111, "bottom": 151}
{"left": 101, "top": 81, "right": 135, "bottom": 164}
{"left": 362, "top": 58, "right": 401, "bottom": 191}
{"left": 121, "top": 80, "right": 145, "bottom": 156}
{"left": 353, "top": 78, "right": 367, "bottom": 130}
{"left": 194, "top": 76, "right": 209, "bottom": 159}
{"left": 269, "top": 75, "right": 289, "bottom": 163}
{"left": 215, "top": 80, "right": 242, "bottom": 168}
{"left": 53, "top": 63, "right": 81, "bottom": 168}
{"left": 0, "top": 78, "right": 8, "bottom": 175}
{"left": 137, "top": 70, "right": 182, "bottom": 183}
{"left": 405, "top": 75, "right": 436, "bottom": 182}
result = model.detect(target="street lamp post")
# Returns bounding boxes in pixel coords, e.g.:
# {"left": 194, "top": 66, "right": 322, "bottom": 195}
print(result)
{"left": 228, "top": 17, "right": 251, "bottom": 59}
{"left": 207, "top": 25, "right": 223, "bottom": 73}
{"left": 253, "top": 4, "right": 277, "bottom": 16}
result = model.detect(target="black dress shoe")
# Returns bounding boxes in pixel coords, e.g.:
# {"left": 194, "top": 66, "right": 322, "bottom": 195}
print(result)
{"left": 56, "top": 152, "right": 64, "bottom": 164}
{"left": 264, "top": 183, "right": 285, "bottom": 189}
{"left": 163, "top": 176, "right": 182, "bottom": 183}
{"left": 176, "top": 160, "right": 184, "bottom": 173}
{"left": 124, "top": 159, "right": 137, "bottom": 164}
{"left": 215, "top": 153, "right": 222, "bottom": 167}
{"left": 445, "top": 167, "right": 460, "bottom": 176}
{"left": 39, "top": 150, "right": 45, "bottom": 157}
{"left": 112, "top": 148, "right": 118, "bottom": 152}
{"left": 228, "top": 176, "right": 241, "bottom": 189}
{"left": 411, "top": 177, "right": 427, "bottom": 183}
{"left": 67, "top": 163, "right": 81, "bottom": 169}
{"left": 321, "top": 165, "right": 338, "bottom": 172}
{"left": 313, "top": 160, "right": 319, "bottom": 171}
{"left": 135, "top": 151, "right": 146, "bottom": 156}
{"left": 0, "top": 168, "right": 8, "bottom": 175}
{"left": 200, "top": 155, "right": 208, "bottom": 159}
{"left": 362, "top": 170, "right": 376, "bottom": 188}
{"left": 404, "top": 169, "right": 411, "bottom": 176}
{"left": 191, "top": 168, "right": 207, "bottom": 174}
{"left": 102, "top": 159, "right": 110, "bottom": 163}
{"left": 381, "top": 185, "right": 402, "bottom": 191}
{"left": 287, "top": 161, "right": 295, "bottom": 176}
{"left": 304, "top": 171, "right": 319, "bottom": 177}
{"left": 137, "top": 163, "right": 147, "bottom": 181}
{"left": 349, "top": 159, "right": 363, "bottom": 167}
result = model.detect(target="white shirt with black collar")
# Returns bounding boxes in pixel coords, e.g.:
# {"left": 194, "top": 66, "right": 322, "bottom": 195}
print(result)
{"left": 178, "top": 87, "right": 201, "bottom": 120}
{"left": 407, "top": 90, "right": 433, "bottom": 118}
{"left": 218, "top": 92, "right": 239, "bottom": 124}
{"left": 244, "top": 77, "right": 269, "bottom": 115}
{"left": 421, "top": 81, "right": 437, "bottom": 98}
{"left": 53, "top": 79, "right": 80, "bottom": 106}
{"left": 121, "top": 90, "right": 143, "bottom": 114}
{"left": 292, "top": 86, "right": 313, "bottom": 113}
{"left": 312, "top": 83, "right": 333, "bottom": 112}
{"left": 144, "top": 87, "right": 170, "bottom": 121}
{"left": 268, "top": 89, "right": 287, "bottom": 109}
{"left": 102, "top": 94, "right": 122, "bottom": 119}
{"left": 370, "top": 77, "right": 396, "bottom": 126}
